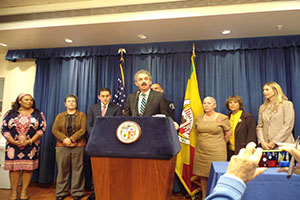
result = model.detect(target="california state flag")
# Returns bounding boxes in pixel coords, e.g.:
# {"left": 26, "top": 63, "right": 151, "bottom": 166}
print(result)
{"left": 175, "top": 51, "right": 204, "bottom": 196}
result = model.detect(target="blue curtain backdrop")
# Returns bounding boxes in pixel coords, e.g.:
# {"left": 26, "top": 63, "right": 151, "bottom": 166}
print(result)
{"left": 6, "top": 35, "right": 300, "bottom": 184}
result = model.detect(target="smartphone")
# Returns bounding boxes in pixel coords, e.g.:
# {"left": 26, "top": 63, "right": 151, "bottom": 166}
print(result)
{"left": 259, "top": 150, "right": 291, "bottom": 167}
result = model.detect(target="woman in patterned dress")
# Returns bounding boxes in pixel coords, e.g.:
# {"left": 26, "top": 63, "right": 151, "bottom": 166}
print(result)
{"left": 1, "top": 93, "right": 46, "bottom": 200}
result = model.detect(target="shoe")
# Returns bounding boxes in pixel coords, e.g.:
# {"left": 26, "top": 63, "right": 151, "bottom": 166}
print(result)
{"left": 9, "top": 191, "right": 18, "bottom": 200}
{"left": 87, "top": 192, "right": 95, "bottom": 200}
{"left": 20, "top": 192, "right": 29, "bottom": 200}
{"left": 73, "top": 196, "right": 83, "bottom": 200}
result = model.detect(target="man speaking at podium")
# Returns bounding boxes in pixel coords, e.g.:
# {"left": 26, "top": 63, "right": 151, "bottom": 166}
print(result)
{"left": 124, "top": 69, "right": 169, "bottom": 117}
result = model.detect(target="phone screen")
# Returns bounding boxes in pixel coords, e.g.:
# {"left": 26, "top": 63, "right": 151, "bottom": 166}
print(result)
{"left": 259, "top": 150, "right": 291, "bottom": 167}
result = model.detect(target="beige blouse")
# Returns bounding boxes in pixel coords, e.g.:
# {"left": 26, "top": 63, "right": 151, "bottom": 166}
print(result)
{"left": 257, "top": 100, "right": 295, "bottom": 144}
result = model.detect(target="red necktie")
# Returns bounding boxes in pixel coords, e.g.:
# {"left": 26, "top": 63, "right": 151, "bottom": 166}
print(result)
{"left": 102, "top": 105, "right": 106, "bottom": 116}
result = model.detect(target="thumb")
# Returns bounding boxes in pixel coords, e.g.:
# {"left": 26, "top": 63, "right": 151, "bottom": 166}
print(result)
{"left": 249, "top": 168, "right": 268, "bottom": 182}
{"left": 293, "top": 168, "right": 300, "bottom": 175}
{"left": 255, "top": 167, "right": 268, "bottom": 176}
{"left": 277, "top": 167, "right": 289, "bottom": 173}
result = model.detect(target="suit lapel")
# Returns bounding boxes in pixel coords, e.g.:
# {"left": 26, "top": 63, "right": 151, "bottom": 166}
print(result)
{"left": 96, "top": 104, "right": 102, "bottom": 116}
{"left": 234, "top": 111, "right": 244, "bottom": 134}
{"left": 143, "top": 90, "right": 154, "bottom": 116}
{"left": 105, "top": 103, "right": 112, "bottom": 116}
{"left": 134, "top": 91, "right": 139, "bottom": 116}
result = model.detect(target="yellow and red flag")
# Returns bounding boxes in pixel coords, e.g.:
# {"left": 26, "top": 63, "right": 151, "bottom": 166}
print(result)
{"left": 112, "top": 48, "right": 126, "bottom": 110}
{"left": 175, "top": 49, "right": 204, "bottom": 196}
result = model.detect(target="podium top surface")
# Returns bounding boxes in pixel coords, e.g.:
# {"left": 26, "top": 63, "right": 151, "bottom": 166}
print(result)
{"left": 85, "top": 116, "right": 180, "bottom": 159}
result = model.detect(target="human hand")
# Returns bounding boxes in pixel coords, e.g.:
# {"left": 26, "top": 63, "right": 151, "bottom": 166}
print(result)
{"left": 19, "top": 139, "right": 32, "bottom": 147}
{"left": 224, "top": 130, "right": 231, "bottom": 143}
{"left": 13, "top": 140, "right": 22, "bottom": 147}
{"left": 173, "top": 122, "right": 179, "bottom": 130}
{"left": 261, "top": 141, "right": 270, "bottom": 150}
{"left": 277, "top": 143, "right": 300, "bottom": 175}
{"left": 226, "top": 142, "right": 268, "bottom": 183}
{"left": 224, "top": 135, "right": 230, "bottom": 143}
{"left": 267, "top": 142, "right": 276, "bottom": 149}
{"left": 63, "top": 138, "right": 72, "bottom": 146}
{"left": 68, "top": 142, "right": 77, "bottom": 147}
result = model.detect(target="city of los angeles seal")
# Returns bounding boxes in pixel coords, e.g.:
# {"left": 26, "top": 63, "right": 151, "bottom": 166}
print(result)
{"left": 116, "top": 121, "right": 141, "bottom": 144}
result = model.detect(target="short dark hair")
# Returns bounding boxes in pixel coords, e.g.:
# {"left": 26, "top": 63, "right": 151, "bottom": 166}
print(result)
{"left": 64, "top": 94, "right": 78, "bottom": 103}
{"left": 99, "top": 88, "right": 111, "bottom": 95}
{"left": 225, "top": 95, "right": 244, "bottom": 111}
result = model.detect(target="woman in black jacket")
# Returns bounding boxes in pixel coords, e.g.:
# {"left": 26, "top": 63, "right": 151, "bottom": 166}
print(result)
{"left": 225, "top": 95, "right": 257, "bottom": 160}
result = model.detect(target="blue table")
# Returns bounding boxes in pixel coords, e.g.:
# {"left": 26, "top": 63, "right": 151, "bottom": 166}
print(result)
{"left": 207, "top": 161, "right": 300, "bottom": 200}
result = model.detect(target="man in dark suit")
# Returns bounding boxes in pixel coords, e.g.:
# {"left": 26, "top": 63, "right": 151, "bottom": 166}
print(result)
{"left": 86, "top": 88, "right": 122, "bottom": 200}
{"left": 124, "top": 69, "right": 169, "bottom": 117}
{"left": 151, "top": 83, "right": 175, "bottom": 120}
{"left": 87, "top": 88, "right": 122, "bottom": 134}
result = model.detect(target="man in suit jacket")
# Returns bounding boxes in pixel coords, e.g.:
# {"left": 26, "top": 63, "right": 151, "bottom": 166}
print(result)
{"left": 86, "top": 88, "right": 122, "bottom": 200}
{"left": 124, "top": 69, "right": 169, "bottom": 117}
{"left": 87, "top": 88, "right": 122, "bottom": 136}
{"left": 151, "top": 83, "right": 175, "bottom": 120}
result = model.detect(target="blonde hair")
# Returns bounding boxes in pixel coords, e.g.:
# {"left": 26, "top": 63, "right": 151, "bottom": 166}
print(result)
{"left": 262, "top": 81, "right": 287, "bottom": 111}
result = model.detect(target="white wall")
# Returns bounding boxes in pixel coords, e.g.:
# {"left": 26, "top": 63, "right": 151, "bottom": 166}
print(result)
{"left": 0, "top": 50, "right": 36, "bottom": 188}
{"left": 0, "top": 50, "right": 36, "bottom": 122}
{"left": 0, "top": 49, "right": 36, "bottom": 148}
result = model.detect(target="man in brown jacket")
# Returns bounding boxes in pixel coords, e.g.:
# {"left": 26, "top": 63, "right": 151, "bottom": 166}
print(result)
{"left": 52, "top": 94, "right": 87, "bottom": 200}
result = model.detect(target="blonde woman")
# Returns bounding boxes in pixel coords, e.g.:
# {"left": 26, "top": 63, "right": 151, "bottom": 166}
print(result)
{"left": 257, "top": 81, "right": 295, "bottom": 150}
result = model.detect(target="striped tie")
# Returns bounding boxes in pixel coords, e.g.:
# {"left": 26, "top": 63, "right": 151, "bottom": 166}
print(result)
{"left": 139, "top": 93, "right": 146, "bottom": 116}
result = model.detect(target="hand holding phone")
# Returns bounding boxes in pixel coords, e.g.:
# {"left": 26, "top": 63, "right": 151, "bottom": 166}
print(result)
{"left": 277, "top": 137, "right": 300, "bottom": 178}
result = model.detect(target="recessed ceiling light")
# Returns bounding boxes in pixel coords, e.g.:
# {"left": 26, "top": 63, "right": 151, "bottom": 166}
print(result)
{"left": 277, "top": 25, "right": 283, "bottom": 31}
{"left": 221, "top": 29, "right": 231, "bottom": 35}
{"left": 0, "top": 43, "right": 8, "bottom": 47}
{"left": 137, "top": 34, "right": 147, "bottom": 39}
{"left": 65, "top": 38, "right": 73, "bottom": 43}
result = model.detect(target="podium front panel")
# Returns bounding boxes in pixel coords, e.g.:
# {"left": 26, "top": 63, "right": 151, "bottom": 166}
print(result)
{"left": 86, "top": 116, "right": 180, "bottom": 159}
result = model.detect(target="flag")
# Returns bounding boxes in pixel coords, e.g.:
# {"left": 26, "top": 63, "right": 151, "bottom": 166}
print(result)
{"left": 112, "top": 56, "right": 126, "bottom": 109}
{"left": 175, "top": 50, "right": 204, "bottom": 196}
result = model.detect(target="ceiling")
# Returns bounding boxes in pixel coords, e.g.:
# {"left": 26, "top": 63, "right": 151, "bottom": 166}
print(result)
{"left": 0, "top": 0, "right": 300, "bottom": 51}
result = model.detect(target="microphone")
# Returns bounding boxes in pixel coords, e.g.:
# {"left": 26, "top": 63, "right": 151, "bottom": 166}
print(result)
{"left": 133, "top": 90, "right": 140, "bottom": 117}
{"left": 136, "top": 90, "right": 140, "bottom": 100}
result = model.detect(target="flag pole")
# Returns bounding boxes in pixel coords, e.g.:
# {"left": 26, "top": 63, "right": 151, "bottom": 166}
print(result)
{"left": 118, "top": 48, "right": 126, "bottom": 87}
{"left": 118, "top": 48, "right": 126, "bottom": 58}
{"left": 175, "top": 42, "right": 203, "bottom": 196}
{"left": 192, "top": 43, "right": 195, "bottom": 57}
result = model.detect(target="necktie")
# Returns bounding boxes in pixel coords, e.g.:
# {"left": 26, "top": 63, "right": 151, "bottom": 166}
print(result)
{"left": 139, "top": 93, "right": 146, "bottom": 116}
{"left": 102, "top": 105, "right": 106, "bottom": 116}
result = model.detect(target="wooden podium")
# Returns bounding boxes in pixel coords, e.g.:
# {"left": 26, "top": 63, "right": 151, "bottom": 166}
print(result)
{"left": 86, "top": 117, "right": 181, "bottom": 200}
